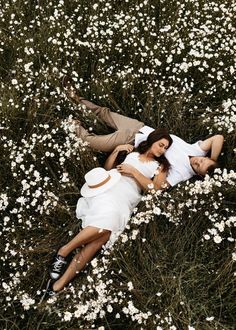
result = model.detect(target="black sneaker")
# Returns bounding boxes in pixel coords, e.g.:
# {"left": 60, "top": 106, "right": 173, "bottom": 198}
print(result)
{"left": 39, "top": 279, "right": 56, "bottom": 303}
{"left": 49, "top": 254, "right": 68, "bottom": 280}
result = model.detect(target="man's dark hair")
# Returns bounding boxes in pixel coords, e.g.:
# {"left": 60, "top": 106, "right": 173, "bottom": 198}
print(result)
{"left": 207, "top": 161, "right": 219, "bottom": 176}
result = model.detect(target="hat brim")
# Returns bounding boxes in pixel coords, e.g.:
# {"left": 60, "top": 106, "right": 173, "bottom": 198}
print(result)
{"left": 80, "top": 169, "right": 121, "bottom": 197}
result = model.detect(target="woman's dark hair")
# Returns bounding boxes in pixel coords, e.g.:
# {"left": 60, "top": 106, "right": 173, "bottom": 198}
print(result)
{"left": 113, "top": 150, "right": 128, "bottom": 168}
{"left": 136, "top": 128, "right": 173, "bottom": 172}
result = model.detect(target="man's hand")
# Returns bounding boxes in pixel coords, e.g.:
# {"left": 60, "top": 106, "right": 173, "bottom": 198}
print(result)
{"left": 113, "top": 144, "right": 134, "bottom": 154}
{"left": 200, "top": 135, "right": 224, "bottom": 161}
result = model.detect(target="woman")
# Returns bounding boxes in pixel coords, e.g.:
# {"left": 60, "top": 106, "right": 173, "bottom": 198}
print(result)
{"left": 42, "top": 129, "right": 172, "bottom": 299}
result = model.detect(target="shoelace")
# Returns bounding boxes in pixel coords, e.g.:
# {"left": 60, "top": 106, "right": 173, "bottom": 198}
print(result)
{"left": 52, "top": 258, "right": 66, "bottom": 273}
{"left": 39, "top": 279, "right": 55, "bottom": 303}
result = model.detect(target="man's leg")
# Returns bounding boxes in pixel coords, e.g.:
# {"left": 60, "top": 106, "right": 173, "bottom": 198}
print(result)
{"left": 76, "top": 123, "right": 138, "bottom": 152}
{"left": 74, "top": 99, "right": 144, "bottom": 152}
{"left": 63, "top": 80, "right": 144, "bottom": 132}
{"left": 80, "top": 98, "right": 144, "bottom": 132}
{"left": 64, "top": 81, "right": 144, "bottom": 151}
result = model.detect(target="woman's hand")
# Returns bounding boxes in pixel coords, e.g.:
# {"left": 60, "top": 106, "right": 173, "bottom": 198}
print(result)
{"left": 113, "top": 144, "right": 134, "bottom": 154}
{"left": 116, "top": 163, "right": 137, "bottom": 177}
{"left": 105, "top": 145, "right": 134, "bottom": 170}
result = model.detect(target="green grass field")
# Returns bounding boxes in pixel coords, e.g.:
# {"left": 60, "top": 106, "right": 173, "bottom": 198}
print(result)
{"left": 0, "top": 0, "right": 236, "bottom": 329}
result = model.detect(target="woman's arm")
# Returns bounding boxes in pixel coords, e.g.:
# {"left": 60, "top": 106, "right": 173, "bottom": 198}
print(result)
{"left": 117, "top": 164, "right": 167, "bottom": 191}
{"left": 152, "top": 166, "right": 170, "bottom": 190}
{"left": 199, "top": 135, "right": 224, "bottom": 161}
{"left": 104, "top": 144, "right": 134, "bottom": 170}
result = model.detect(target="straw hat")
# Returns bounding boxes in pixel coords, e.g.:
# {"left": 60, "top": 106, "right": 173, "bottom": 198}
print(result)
{"left": 80, "top": 167, "right": 121, "bottom": 197}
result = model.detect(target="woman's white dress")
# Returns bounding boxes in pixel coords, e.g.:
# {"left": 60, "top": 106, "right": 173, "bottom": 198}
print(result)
{"left": 76, "top": 152, "right": 159, "bottom": 245}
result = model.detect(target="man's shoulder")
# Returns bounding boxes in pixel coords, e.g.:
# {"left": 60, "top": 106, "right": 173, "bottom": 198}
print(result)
{"left": 166, "top": 166, "right": 194, "bottom": 187}
{"left": 170, "top": 134, "right": 186, "bottom": 144}
{"left": 166, "top": 135, "right": 187, "bottom": 157}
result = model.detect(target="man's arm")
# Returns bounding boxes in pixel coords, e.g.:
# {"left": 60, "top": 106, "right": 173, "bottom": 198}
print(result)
{"left": 199, "top": 135, "right": 224, "bottom": 161}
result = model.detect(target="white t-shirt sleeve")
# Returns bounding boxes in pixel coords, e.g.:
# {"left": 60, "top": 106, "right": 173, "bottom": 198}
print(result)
{"left": 191, "top": 141, "right": 208, "bottom": 156}
{"left": 166, "top": 170, "right": 184, "bottom": 187}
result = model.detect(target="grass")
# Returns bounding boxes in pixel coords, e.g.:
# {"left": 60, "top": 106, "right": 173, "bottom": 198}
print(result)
{"left": 0, "top": 0, "right": 236, "bottom": 329}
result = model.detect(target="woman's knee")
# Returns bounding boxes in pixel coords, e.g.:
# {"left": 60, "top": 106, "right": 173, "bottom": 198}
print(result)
{"left": 102, "top": 230, "right": 111, "bottom": 242}
{"left": 93, "top": 230, "right": 111, "bottom": 248}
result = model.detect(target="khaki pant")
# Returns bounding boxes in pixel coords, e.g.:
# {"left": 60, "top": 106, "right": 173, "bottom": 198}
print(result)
{"left": 75, "top": 99, "right": 144, "bottom": 152}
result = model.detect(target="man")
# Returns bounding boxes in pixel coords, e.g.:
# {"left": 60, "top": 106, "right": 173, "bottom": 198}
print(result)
{"left": 63, "top": 77, "right": 224, "bottom": 188}
{"left": 162, "top": 133, "right": 223, "bottom": 188}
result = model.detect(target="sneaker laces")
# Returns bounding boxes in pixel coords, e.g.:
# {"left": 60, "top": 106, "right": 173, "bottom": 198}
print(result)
{"left": 39, "top": 279, "right": 55, "bottom": 303}
{"left": 52, "top": 256, "right": 66, "bottom": 273}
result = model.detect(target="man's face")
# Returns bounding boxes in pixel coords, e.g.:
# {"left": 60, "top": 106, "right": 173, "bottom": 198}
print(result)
{"left": 190, "top": 156, "right": 215, "bottom": 176}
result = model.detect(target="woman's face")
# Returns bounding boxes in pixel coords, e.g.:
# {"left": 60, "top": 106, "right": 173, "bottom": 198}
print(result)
{"left": 150, "top": 138, "right": 169, "bottom": 157}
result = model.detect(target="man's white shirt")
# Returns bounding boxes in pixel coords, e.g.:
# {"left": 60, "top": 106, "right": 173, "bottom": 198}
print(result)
{"left": 134, "top": 126, "right": 155, "bottom": 147}
{"left": 135, "top": 126, "right": 207, "bottom": 186}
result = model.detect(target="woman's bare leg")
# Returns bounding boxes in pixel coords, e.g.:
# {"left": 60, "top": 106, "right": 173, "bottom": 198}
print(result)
{"left": 53, "top": 231, "right": 111, "bottom": 291}
{"left": 58, "top": 226, "right": 109, "bottom": 258}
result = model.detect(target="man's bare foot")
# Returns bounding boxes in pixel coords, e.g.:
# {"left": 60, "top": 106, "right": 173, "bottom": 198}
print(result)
{"left": 66, "top": 119, "right": 81, "bottom": 133}
{"left": 62, "top": 75, "right": 84, "bottom": 104}
{"left": 68, "top": 119, "right": 81, "bottom": 127}
{"left": 73, "top": 119, "right": 81, "bottom": 127}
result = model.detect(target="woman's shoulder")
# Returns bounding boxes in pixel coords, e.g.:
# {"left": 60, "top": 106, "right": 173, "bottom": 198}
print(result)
{"left": 131, "top": 151, "right": 140, "bottom": 156}
{"left": 125, "top": 151, "right": 139, "bottom": 159}
{"left": 127, "top": 152, "right": 159, "bottom": 165}
{"left": 123, "top": 151, "right": 141, "bottom": 164}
